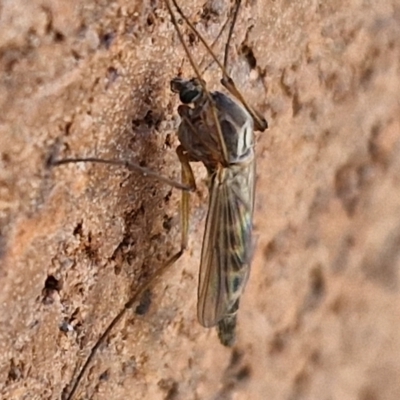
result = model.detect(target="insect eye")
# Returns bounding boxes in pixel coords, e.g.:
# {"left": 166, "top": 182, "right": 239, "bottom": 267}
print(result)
{"left": 180, "top": 88, "right": 201, "bottom": 104}
{"left": 170, "top": 77, "right": 202, "bottom": 104}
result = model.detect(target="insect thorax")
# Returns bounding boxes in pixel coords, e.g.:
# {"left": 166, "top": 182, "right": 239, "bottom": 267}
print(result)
{"left": 171, "top": 77, "right": 255, "bottom": 169}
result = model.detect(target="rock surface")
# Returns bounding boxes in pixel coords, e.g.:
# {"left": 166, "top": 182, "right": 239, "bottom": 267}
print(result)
{"left": 1, "top": 1, "right": 399, "bottom": 399}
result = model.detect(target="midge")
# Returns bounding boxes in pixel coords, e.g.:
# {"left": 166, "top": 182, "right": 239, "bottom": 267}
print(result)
{"left": 54, "top": 0, "right": 267, "bottom": 398}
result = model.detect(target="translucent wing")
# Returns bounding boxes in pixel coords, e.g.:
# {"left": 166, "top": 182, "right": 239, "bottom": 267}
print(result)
{"left": 197, "top": 161, "right": 255, "bottom": 328}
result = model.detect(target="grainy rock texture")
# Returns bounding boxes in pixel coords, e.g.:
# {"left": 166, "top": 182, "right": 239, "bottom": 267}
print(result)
{"left": 1, "top": 1, "right": 400, "bottom": 399}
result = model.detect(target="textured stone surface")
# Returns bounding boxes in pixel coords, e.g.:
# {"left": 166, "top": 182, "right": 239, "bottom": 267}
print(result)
{"left": 1, "top": 1, "right": 400, "bottom": 399}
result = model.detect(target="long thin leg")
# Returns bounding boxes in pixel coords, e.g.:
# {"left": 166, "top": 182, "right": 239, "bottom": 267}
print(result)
{"left": 223, "top": 0, "right": 241, "bottom": 74}
{"left": 198, "top": 9, "right": 232, "bottom": 73}
{"left": 169, "top": 0, "right": 226, "bottom": 76}
{"left": 176, "top": 144, "right": 196, "bottom": 248}
{"left": 63, "top": 149, "right": 196, "bottom": 400}
{"left": 165, "top": 0, "right": 229, "bottom": 165}
{"left": 51, "top": 157, "right": 192, "bottom": 191}
{"left": 221, "top": 0, "right": 268, "bottom": 131}
{"left": 168, "top": 0, "right": 268, "bottom": 132}
{"left": 220, "top": 77, "right": 268, "bottom": 132}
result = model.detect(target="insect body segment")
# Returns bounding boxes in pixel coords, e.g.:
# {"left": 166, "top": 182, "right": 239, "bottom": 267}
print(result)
{"left": 171, "top": 78, "right": 256, "bottom": 346}
{"left": 171, "top": 77, "right": 255, "bottom": 168}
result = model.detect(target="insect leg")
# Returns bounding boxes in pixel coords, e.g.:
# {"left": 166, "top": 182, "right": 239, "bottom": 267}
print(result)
{"left": 50, "top": 157, "right": 192, "bottom": 191}
{"left": 168, "top": 0, "right": 268, "bottom": 132}
{"left": 223, "top": 0, "right": 241, "bottom": 73}
{"left": 63, "top": 151, "right": 196, "bottom": 400}
{"left": 220, "top": 0, "right": 268, "bottom": 132}
{"left": 64, "top": 249, "right": 185, "bottom": 399}
{"left": 198, "top": 7, "right": 234, "bottom": 73}
{"left": 176, "top": 144, "right": 196, "bottom": 250}
{"left": 165, "top": 0, "right": 229, "bottom": 165}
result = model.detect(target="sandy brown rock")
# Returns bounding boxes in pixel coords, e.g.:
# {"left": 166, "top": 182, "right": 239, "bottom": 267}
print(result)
{"left": 1, "top": 1, "right": 400, "bottom": 399}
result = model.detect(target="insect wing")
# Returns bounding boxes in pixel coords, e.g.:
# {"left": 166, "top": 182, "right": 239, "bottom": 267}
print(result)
{"left": 197, "top": 161, "right": 255, "bottom": 328}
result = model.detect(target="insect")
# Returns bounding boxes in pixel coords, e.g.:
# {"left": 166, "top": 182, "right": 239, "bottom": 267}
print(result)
{"left": 53, "top": 0, "right": 268, "bottom": 398}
